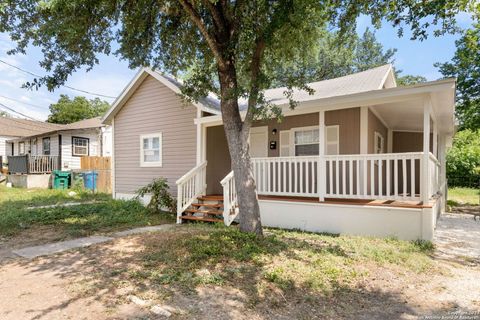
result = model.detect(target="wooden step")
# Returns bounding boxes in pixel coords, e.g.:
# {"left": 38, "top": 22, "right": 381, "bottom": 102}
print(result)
{"left": 191, "top": 203, "right": 223, "bottom": 208}
{"left": 197, "top": 195, "right": 224, "bottom": 202}
{"left": 180, "top": 215, "right": 223, "bottom": 223}
{"left": 184, "top": 208, "right": 223, "bottom": 216}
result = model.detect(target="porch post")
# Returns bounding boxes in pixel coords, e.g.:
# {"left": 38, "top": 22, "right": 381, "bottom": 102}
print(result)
{"left": 319, "top": 110, "right": 326, "bottom": 201}
{"left": 360, "top": 106, "right": 368, "bottom": 154}
{"left": 438, "top": 133, "right": 447, "bottom": 213}
{"left": 421, "top": 99, "right": 431, "bottom": 204}
{"left": 196, "top": 109, "right": 202, "bottom": 165}
{"left": 433, "top": 119, "right": 438, "bottom": 158}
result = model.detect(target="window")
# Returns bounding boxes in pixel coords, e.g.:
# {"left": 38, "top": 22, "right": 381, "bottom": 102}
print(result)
{"left": 42, "top": 137, "right": 50, "bottom": 155}
{"left": 325, "top": 126, "right": 339, "bottom": 155}
{"left": 72, "top": 137, "right": 89, "bottom": 156}
{"left": 292, "top": 127, "right": 319, "bottom": 156}
{"left": 374, "top": 132, "right": 384, "bottom": 154}
{"left": 140, "top": 133, "right": 162, "bottom": 167}
{"left": 19, "top": 142, "right": 25, "bottom": 155}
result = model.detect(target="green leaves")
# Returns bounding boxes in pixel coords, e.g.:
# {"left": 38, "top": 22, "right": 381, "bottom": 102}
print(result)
{"left": 46, "top": 95, "right": 110, "bottom": 124}
{"left": 446, "top": 129, "right": 480, "bottom": 187}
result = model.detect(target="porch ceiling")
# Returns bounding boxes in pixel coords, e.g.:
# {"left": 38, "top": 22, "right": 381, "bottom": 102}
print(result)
{"left": 372, "top": 87, "right": 455, "bottom": 133}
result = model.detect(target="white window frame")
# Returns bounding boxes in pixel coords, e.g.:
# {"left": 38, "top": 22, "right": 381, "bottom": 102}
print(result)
{"left": 72, "top": 136, "right": 89, "bottom": 157}
{"left": 290, "top": 126, "right": 320, "bottom": 157}
{"left": 42, "top": 137, "right": 51, "bottom": 155}
{"left": 325, "top": 125, "right": 340, "bottom": 155}
{"left": 140, "top": 132, "right": 163, "bottom": 167}
{"left": 374, "top": 131, "right": 385, "bottom": 154}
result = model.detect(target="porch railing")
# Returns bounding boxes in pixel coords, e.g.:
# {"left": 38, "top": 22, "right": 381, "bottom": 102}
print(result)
{"left": 249, "top": 152, "right": 439, "bottom": 202}
{"left": 220, "top": 170, "right": 238, "bottom": 226}
{"left": 176, "top": 161, "right": 207, "bottom": 223}
{"left": 7, "top": 155, "right": 59, "bottom": 174}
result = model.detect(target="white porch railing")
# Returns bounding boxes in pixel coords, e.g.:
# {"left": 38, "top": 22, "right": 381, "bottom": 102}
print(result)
{"left": 251, "top": 156, "right": 319, "bottom": 197}
{"left": 29, "top": 155, "right": 59, "bottom": 173}
{"left": 176, "top": 161, "right": 207, "bottom": 223}
{"left": 324, "top": 152, "right": 424, "bottom": 201}
{"left": 220, "top": 170, "right": 239, "bottom": 226}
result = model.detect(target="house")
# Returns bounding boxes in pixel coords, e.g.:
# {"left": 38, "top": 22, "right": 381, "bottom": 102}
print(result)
{"left": 0, "top": 116, "right": 63, "bottom": 165}
{"left": 6, "top": 117, "right": 112, "bottom": 187}
{"left": 102, "top": 64, "right": 455, "bottom": 241}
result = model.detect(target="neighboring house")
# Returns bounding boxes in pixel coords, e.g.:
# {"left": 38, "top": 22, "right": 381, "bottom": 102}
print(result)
{"left": 7, "top": 117, "right": 111, "bottom": 173}
{"left": 102, "top": 64, "right": 456, "bottom": 241}
{"left": 0, "top": 117, "right": 63, "bottom": 164}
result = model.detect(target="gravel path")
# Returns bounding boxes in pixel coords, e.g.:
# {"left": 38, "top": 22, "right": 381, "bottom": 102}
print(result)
{"left": 434, "top": 212, "right": 480, "bottom": 263}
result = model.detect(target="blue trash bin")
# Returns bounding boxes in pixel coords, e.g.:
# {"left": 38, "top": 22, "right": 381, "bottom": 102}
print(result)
{"left": 83, "top": 171, "right": 98, "bottom": 191}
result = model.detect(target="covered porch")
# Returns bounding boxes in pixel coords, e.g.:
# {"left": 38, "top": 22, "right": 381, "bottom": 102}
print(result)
{"left": 175, "top": 79, "right": 454, "bottom": 239}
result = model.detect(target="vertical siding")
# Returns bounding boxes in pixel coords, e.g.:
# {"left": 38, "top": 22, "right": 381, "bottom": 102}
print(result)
{"left": 367, "top": 110, "right": 388, "bottom": 153}
{"left": 114, "top": 75, "right": 197, "bottom": 194}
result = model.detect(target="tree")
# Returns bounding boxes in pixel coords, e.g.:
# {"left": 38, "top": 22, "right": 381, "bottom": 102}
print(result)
{"left": 0, "top": 111, "right": 9, "bottom": 117}
{"left": 435, "top": 22, "right": 480, "bottom": 130}
{"left": 270, "top": 27, "right": 426, "bottom": 87}
{"left": 47, "top": 95, "right": 110, "bottom": 124}
{"left": 0, "top": 1, "right": 473, "bottom": 235}
{"left": 446, "top": 129, "right": 480, "bottom": 187}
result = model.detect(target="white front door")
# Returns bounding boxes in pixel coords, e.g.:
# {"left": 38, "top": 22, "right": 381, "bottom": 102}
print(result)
{"left": 249, "top": 126, "right": 268, "bottom": 158}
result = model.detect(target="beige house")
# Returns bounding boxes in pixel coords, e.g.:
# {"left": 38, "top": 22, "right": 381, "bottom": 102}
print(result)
{"left": 103, "top": 65, "right": 456, "bottom": 241}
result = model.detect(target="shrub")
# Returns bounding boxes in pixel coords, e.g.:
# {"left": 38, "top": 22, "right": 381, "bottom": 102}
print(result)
{"left": 446, "top": 129, "right": 480, "bottom": 187}
{"left": 135, "top": 178, "right": 176, "bottom": 214}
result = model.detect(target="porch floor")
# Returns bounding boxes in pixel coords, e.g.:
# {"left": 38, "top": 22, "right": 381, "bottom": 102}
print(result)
{"left": 206, "top": 194, "right": 431, "bottom": 209}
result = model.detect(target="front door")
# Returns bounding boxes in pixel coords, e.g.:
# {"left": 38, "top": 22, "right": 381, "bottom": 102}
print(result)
{"left": 249, "top": 126, "right": 268, "bottom": 158}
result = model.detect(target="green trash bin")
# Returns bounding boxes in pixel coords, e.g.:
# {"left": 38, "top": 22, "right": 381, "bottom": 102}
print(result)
{"left": 53, "top": 170, "right": 71, "bottom": 189}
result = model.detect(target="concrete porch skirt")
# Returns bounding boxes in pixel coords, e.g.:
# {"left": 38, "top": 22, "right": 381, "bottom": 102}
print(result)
{"left": 7, "top": 174, "right": 52, "bottom": 189}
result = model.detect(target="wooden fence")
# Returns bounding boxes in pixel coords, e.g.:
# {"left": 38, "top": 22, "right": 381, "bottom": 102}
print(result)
{"left": 80, "top": 156, "right": 112, "bottom": 193}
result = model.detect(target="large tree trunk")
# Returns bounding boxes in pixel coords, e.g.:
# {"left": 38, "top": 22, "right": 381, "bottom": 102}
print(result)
{"left": 218, "top": 62, "right": 263, "bottom": 236}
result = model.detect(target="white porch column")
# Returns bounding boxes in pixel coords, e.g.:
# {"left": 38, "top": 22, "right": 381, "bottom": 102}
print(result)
{"left": 433, "top": 119, "right": 438, "bottom": 158}
{"left": 360, "top": 106, "right": 369, "bottom": 154}
{"left": 421, "top": 99, "right": 431, "bottom": 204}
{"left": 387, "top": 129, "right": 393, "bottom": 153}
{"left": 438, "top": 133, "right": 447, "bottom": 213}
{"left": 196, "top": 109, "right": 203, "bottom": 165}
{"left": 319, "top": 110, "right": 326, "bottom": 201}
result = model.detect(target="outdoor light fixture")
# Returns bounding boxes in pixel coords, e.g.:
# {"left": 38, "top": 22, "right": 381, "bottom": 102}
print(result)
{"left": 272, "top": 128, "right": 277, "bottom": 135}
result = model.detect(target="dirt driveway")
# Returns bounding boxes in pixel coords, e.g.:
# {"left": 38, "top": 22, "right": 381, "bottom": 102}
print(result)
{"left": 0, "top": 216, "right": 479, "bottom": 320}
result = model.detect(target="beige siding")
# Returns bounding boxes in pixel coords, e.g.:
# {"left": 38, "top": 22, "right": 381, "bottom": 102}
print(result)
{"left": 206, "top": 126, "right": 231, "bottom": 194}
{"left": 325, "top": 107, "right": 360, "bottom": 154}
{"left": 368, "top": 110, "right": 388, "bottom": 153}
{"left": 114, "top": 75, "right": 197, "bottom": 194}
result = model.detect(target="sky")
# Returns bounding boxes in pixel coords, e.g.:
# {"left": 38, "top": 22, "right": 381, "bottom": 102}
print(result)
{"left": 0, "top": 12, "right": 475, "bottom": 121}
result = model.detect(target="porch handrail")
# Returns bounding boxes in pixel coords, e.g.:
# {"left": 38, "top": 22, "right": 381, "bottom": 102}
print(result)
{"left": 29, "top": 155, "right": 59, "bottom": 174}
{"left": 220, "top": 170, "right": 238, "bottom": 226}
{"left": 176, "top": 161, "right": 207, "bottom": 223}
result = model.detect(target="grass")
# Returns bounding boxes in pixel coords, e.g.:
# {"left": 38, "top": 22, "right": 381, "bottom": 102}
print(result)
{"left": 447, "top": 187, "right": 479, "bottom": 206}
{"left": 116, "top": 224, "right": 435, "bottom": 301}
{"left": 0, "top": 185, "right": 174, "bottom": 238}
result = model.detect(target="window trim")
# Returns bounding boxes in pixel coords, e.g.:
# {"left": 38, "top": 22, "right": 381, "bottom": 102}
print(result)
{"left": 289, "top": 126, "right": 319, "bottom": 156}
{"left": 140, "top": 132, "right": 163, "bottom": 167}
{"left": 374, "top": 131, "right": 385, "bottom": 154}
{"left": 19, "top": 142, "right": 25, "bottom": 155}
{"left": 42, "top": 137, "right": 51, "bottom": 155}
{"left": 71, "top": 136, "right": 90, "bottom": 157}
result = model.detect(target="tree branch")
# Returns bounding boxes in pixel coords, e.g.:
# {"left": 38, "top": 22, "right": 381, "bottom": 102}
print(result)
{"left": 242, "top": 38, "right": 266, "bottom": 141}
{"left": 177, "top": 0, "right": 226, "bottom": 68}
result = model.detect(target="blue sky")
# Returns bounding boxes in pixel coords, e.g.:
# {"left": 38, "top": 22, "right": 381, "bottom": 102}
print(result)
{"left": 0, "top": 13, "right": 475, "bottom": 121}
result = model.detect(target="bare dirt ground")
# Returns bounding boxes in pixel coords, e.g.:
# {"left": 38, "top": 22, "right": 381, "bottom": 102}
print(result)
{"left": 0, "top": 215, "right": 479, "bottom": 320}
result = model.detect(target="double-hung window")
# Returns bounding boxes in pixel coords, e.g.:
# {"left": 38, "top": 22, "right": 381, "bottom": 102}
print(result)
{"left": 43, "top": 137, "right": 51, "bottom": 155}
{"left": 293, "top": 127, "right": 320, "bottom": 156}
{"left": 72, "top": 137, "right": 89, "bottom": 156}
{"left": 140, "top": 133, "right": 162, "bottom": 167}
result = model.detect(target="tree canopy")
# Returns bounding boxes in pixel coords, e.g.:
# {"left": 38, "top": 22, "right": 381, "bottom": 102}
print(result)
{"left": 47, "top": 95, "right": 110, "bottom": 124}
{"left": 436, "top": 22, "right": 480, "bottom": 130}
{"left": 446, "top": 129, "right": 480, "bottom": 187}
